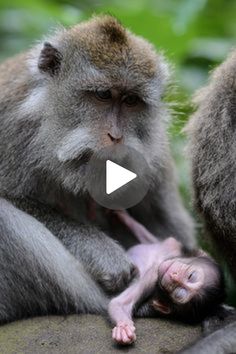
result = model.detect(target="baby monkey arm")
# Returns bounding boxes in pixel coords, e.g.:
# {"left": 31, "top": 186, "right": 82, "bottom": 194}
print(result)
{"left": 115, "top": 210, "right": 159, "bottom": 244}
{"left": 108, "top": 267, "right": 157, "bottom": 344}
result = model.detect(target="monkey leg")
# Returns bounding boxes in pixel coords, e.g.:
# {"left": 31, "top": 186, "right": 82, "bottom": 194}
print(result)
{"left": 0, "top": 198, "right": 108, "bottom": 324}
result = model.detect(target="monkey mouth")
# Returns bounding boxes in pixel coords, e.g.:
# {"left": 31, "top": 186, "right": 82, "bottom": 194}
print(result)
{"left": 79, "top": 149, "right": 94, "bottom": 164}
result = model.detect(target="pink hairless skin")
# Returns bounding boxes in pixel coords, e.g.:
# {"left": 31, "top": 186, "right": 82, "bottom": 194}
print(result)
{"left": 108, "top": 210, "right": 182, "bottom": 345}
{"left": 108, "top": 210, "right": 221, "bottom": 345}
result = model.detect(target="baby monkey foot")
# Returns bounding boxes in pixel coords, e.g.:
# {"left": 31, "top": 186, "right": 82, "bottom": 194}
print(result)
{"left": 112, "top": 321, "right": 136, "bottom": 345}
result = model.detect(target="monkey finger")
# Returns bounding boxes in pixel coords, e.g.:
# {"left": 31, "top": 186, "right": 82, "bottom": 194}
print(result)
{"left": 116, "top": 326, "right": 122, "bottom": 342}
{"left": 113, "top": 327, "right": 120, "bottom": 342}
{"left": 120, "top": 328, "right": 130, "bottom": 343}
{"left": 112, "top": 327, "right": 117, "bottom": 340}
{"left": 123, "top": 322, "right": 136, "bottom": 333}
{"left": 126, "top": 329, "right": 136, "bottom": 343}
{"left": 128, "top": 324, "right": 136, "bottom": 332}
{"left": 125, "top": 326, "right": 136, "bottom": 339}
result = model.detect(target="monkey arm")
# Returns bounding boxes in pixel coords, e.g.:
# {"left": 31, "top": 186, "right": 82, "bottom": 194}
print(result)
{"left": 60, "top": 224, "right": 137, "bottom": 294}
{"left": 0, "top": 198, "right": 108, "bottom": 323}
{"left": 10, "top": 197, "right": 136, "bottom": 294}
{"left": 131, "top": 159, "right": 196, "bottom": 250}
{"left": 115, "top": 210, "right": 159, "bottom": 244}
{"left": 109, "top": 266, "right": 157, "bottom": 344}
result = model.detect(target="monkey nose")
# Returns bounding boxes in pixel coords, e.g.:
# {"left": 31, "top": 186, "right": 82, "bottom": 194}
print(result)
{"left": 107, "top": 132, "right": 123, "bottom": 144}
{"left": 170, "top": 272, "right": 180, "bottom": 282}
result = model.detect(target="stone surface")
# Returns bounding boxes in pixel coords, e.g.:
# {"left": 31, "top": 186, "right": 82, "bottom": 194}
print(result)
{"left": 0, "top": 315, "right": 201, "bottom": 354}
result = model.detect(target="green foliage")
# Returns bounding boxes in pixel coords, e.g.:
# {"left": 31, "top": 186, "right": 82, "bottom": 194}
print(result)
{"left": 0, "top": 0, "right": 235, "bottom": 304}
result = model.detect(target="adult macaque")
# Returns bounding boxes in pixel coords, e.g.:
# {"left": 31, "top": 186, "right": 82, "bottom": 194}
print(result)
{"left": 0, "top": 15, "right": 194, "bottom": 323}
{"left": 109, "top": 211, "right": 225, "bottom": 345}
{"left": 180, "top": 50, "right": 236, "bottom": 353}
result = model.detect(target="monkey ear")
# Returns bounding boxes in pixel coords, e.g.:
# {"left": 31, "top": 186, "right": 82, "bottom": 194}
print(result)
{"left": 151, "top": 299, "right": 171, "bottom": 315}
{"left": 38, "top": 42, "right": 62, "bottom": 77}
{"left": 196, "top": 249, "right": 209, "bottom": 257}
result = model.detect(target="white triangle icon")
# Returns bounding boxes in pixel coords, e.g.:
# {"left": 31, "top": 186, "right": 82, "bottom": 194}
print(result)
{"left": 106, "top": 160, "right": 137, "bottom": 195}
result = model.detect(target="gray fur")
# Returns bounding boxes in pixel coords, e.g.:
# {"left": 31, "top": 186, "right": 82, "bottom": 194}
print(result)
{"left": 179, "top": 322, "right": 236, "bottom": 354}
{"left": 184, "top": 50, "right": 236, "bottom": 353}
{"left": 0, "top": 15, "right": 194, "bottom": 323}
{"left": 186, "top": 50, "right": 236, "bottom": 279}
{"left": 0, "top": 198, "right": 107, "bottom": 322}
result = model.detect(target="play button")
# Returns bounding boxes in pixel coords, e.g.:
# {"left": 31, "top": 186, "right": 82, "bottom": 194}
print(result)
{"left": 86, "top": 145, "right": 151, "bottom": 210}
{"left": 106, "top": 160, "right": 137, "bottom": 195}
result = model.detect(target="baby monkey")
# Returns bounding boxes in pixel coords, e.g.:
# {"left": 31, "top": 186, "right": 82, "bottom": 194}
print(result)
{"left": 108, "top": 211, "right": 225, "bottom": 345}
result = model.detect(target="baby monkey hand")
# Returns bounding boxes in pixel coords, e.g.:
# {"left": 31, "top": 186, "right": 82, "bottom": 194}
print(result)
{"left": 112, "top": 321, "right": 136, "bottom": 345}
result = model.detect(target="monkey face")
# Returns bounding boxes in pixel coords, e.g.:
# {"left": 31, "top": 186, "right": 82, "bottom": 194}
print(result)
{"left": 52, "top": 60, "right": 167, "bottom": 166}
{"left": 158, "top": 257, "right": 219, "bottom": 304}
{"left": 27, "top": 16, "right": 170, "bottom": 195}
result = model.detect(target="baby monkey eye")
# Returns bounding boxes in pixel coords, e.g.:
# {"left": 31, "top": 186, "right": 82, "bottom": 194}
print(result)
{"left": 188, "top": 271, "right": 197, "bottom": 282}
{"left": 95, "top": 89, "right": 112, "bottom": 101}
{"left": 123, "top": 94, "right": 139, "bottom": 106}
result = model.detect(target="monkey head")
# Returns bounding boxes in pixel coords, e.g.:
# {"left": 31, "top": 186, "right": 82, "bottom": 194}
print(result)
{"left": 135, "top": 253, "right": 225, "bottom": 324}
{"left": 153, "top": 254, "right": 225, "bottom": 323}
{"left": 26, "top": 15, "right": 170, "bottom": 195}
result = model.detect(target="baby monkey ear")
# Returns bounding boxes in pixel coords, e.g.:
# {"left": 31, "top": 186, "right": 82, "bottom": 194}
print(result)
{"left": 151, "top": 299, "right": 171, "bottom": 315}
{"left": 196, "top": 249, "right": 209, "bottom": 258}
{"left": 38, "top": 42, "right": 62, "bottom": 76}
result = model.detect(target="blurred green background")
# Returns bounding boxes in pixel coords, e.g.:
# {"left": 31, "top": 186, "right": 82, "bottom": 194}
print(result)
{"left": 0, "top": 0, "right": 235, "bottom": 304}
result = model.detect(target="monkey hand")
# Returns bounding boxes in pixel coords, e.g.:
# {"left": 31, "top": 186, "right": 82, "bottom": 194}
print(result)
{"left": 112, "top": 321, "right": 136, "bottom": 345}
{"left": 95, "top": 245, "right": 138, "bottom": 294}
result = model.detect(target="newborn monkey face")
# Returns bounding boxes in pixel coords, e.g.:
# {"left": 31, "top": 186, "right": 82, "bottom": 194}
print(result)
{"left": 158, "top": 257, "right": 216, "bottom": 304}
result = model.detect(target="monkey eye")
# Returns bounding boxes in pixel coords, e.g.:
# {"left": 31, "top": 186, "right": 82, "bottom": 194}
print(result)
{"left": 188, "top": 271, "right": 197, "bottom": 283}
{"left": 95, "top": 89, "right": 112, "bottom": 101}
{"left": 123, "top": 94, "right": 140, "bottom": 106}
